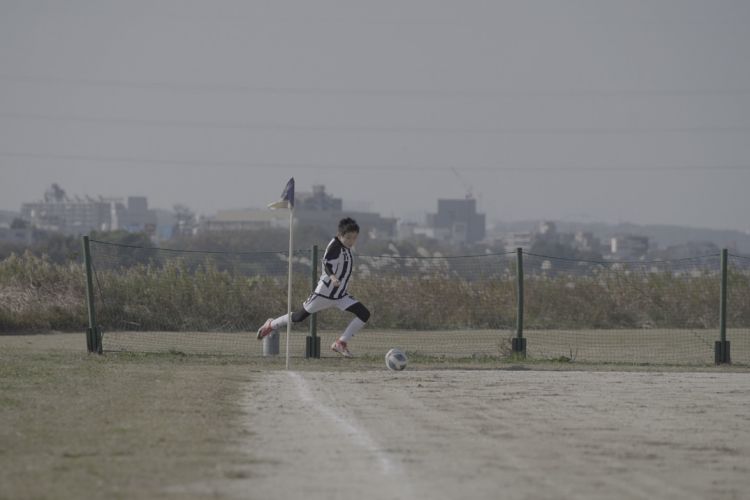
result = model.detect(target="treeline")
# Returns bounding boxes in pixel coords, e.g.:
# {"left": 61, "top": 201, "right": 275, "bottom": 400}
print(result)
{"left": 0, "top": 227, "right": 510, "bottom": 268}
{"left": 0, "top": 231, "right": 154, "bottom": 265}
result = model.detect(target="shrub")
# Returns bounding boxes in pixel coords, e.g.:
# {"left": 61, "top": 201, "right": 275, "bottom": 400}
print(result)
{"left": 1, "top": 252, "right": 748, "bottom": 333}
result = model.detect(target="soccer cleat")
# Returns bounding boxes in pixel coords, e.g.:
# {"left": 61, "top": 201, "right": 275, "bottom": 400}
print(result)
{"left": 331, "top": 339, "right": 353, "bottom": 358}
{"left": 256, "top": 318, "right": 276, "bottom": 340}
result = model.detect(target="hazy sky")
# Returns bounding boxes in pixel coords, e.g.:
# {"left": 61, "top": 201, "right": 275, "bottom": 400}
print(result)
{"left": 1, "top": 0, "right": 749, "bottom": 230}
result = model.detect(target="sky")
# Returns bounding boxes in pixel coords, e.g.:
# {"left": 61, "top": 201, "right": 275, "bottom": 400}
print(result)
{"left": 1, "top": 0, "right": 749, "bottom": 231}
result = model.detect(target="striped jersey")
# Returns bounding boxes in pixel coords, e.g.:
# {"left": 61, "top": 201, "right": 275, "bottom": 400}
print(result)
{"left": 315, "top": 236, "right": 354, "bottom": 299}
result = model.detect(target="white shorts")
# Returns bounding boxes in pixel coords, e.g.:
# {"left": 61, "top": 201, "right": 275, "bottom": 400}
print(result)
{"left": 303, "top": 293, "right": 359, "bottom": 314}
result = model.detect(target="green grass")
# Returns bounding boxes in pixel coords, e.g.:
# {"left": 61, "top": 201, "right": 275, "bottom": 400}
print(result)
{"left": 0, "top": 343, "right": 256, "bottom": 500}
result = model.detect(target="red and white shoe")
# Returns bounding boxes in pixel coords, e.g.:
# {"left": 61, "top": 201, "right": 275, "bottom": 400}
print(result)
{"left": 331, "top": 339, "right": 353, "bottom": 358}
{"left": 256, "top": 318, "right": 276, "bottom": 340}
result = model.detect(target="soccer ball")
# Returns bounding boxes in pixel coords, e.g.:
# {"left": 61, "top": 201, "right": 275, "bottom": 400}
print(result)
{"left": 385, "top": 348, "right": 408, "bottom": 371}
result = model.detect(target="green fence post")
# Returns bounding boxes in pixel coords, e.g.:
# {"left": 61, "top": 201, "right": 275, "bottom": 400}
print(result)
{"left": 305, "top": 245, "right": 320, "bottom": 358}
{"left": 82, "top": 235, "right": 101, "bottom": 354}
{"left": 512, "top": 247, "right": 526, "bottom": 358}
{"left": 715, "top": 248, "right": 731, "bottom": 364}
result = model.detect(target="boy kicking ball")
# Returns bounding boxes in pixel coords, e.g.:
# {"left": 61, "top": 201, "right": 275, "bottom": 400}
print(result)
{"left": 256, "top": 217, "right": 370, "bottom": 357}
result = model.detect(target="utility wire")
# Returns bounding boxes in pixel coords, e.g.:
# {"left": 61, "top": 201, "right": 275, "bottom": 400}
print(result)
{"left": 2, "top": 74, "right": 750, "bottom": 98}
{"left": 2, "top": 111, "right": 748, "bottom": 136}
{"left": 1, "top": 151, "right": 749, "bottom": 173}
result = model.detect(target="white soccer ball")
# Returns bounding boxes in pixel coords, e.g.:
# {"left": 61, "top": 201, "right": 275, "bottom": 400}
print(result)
{"left": 385, "top": 348, "right": 408, "bottom": 371}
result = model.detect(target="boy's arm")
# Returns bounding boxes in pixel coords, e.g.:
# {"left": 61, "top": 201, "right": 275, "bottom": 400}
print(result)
{"left": 326, "top": 262, "right": 341, "bottom": 286}
{"left": 324, "top": 263, "right": 340, "bottom": 286}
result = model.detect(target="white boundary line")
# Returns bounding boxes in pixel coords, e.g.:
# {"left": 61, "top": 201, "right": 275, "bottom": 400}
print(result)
{"left": 288, "top": 371, "right": 398, "bottom": 475}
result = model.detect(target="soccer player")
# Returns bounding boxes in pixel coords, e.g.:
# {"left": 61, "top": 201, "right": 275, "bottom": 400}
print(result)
{"left": 256, "top": 217, "right": 370, "bottom": 357}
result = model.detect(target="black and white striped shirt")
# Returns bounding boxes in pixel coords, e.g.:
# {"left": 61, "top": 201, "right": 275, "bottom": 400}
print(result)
{"left": 315, "top": 237, "right": 354, "bottom": 299}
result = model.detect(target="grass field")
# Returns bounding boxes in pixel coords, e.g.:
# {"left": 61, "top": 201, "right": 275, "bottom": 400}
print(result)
{"left": 2, "top": 333, "right": 750, "bottom": 500}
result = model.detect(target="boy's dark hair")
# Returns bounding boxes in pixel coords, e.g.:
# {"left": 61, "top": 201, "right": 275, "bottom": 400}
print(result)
{"left": 338, "top": 217, "right": 360, "bottom": 235}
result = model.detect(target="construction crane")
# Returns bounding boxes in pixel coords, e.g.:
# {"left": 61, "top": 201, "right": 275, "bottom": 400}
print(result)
{"left": 451, "top": 167, "right": 474, "bottom": 199}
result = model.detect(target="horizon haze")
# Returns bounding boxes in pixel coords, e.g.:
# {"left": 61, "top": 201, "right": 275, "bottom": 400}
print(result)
{"left": 1, "top": 1, "right": 749, "bottom": 231}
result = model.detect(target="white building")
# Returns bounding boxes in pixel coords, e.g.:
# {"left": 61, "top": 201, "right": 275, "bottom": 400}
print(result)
{"left": 20, "top": 185, "right": 156, "bottom": 235}
{"left": 610, "top": 235, "right": 649, "bottom": 260}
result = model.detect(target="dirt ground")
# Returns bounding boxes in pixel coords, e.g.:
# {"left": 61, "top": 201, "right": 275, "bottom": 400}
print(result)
{"left": 2, "top": 333, "right": 750, "bottom": 500}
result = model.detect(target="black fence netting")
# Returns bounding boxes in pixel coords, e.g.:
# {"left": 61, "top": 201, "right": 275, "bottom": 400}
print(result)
{"left": 89, "top": 240, "right": 516, "bottom": 357}
{"left": 728, "top": 253, "right": 750, "bottom": 365}
{"left": 87, "top": 240, "right": 748, "bottom": 364}
{"left": 521, "top": 253, "right": 724, "bottom": 364}
{"left": 348, "top": 252, "right": 517, "bottom": 358}
{"left": 90, "top": 240, "right": 305, "bottom": 354}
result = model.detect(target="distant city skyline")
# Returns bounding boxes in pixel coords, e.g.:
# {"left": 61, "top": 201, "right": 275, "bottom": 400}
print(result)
{"left": 6, "top": 179, "right": 750, "bottom": 237}
{"left": 2, "top": 1, "right": 749, "bottom": 231}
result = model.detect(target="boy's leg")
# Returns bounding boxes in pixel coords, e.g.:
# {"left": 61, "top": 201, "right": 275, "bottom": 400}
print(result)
{"left": 338, "top": 318, "right": 366, "bottom": 343}
{"left": 331, "top": 300, "right": 370, "bottom": 356}
{"left": 269, "top": 309, "right": 309, "bottom": 330}
{"left": 339, "top": 302, "right": 370, "bottom": 342}
{"left": 260, "top": 295, "right": 333, "bottom": 338}
{"left": 258, "top": 310, "right": 307, "bottom": 340}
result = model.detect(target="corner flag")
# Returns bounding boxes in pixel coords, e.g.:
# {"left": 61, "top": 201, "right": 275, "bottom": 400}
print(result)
{"left": 267, "top": 177, "right": 296, "bottom": 370}
{"left": 268, "top": 178, "right": 295, "bottom": 209}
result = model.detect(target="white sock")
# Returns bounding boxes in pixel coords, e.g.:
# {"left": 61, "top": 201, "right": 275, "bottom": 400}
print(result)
{"left": 339, "top": 318, "right": 366, "bottom": 343}
{"left": 271, "top": 314, "right": 289, "bottom": 330}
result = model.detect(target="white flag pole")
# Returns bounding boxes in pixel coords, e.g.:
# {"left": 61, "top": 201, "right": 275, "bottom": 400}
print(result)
{"left": 285, "top": 205, "right": 294, "bottom": 370}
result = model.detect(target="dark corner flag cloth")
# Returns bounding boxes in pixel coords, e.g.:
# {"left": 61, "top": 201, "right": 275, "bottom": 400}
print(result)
{"left": 268, "top": 178, "right": 295, "bottom": 209}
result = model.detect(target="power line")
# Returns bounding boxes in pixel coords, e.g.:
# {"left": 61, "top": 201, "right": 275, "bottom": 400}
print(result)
{"left": 2, "top": 74, "right": 750, "bottom": 98}
{"left": 1, "top": 151, "right": 749, "bottom": 173}
{"left": 2, "top": 111, "right": 748, "bottom": 135}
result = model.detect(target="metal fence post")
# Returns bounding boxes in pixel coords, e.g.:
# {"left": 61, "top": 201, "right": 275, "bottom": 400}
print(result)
{"left": 306, "top": 245, "right": 320, "bottom": 358}
{"left": 512, "top": 247, "right": 526, "bottom": 357}
{"left": 82, "top": 235, "right": 101, "bottom": 354}
{"left": 715, "top": 248, "right": 731, "bottom": 364}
